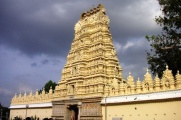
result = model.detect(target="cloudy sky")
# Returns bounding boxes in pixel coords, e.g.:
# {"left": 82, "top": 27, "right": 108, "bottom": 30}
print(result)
{"left": 0, "top": 0, "right": 162, "bottom": 107}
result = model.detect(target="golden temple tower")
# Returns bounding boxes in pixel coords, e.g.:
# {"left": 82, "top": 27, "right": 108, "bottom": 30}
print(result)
{"left": 52, "top": 4, "right": 123, "bottom": 120}
{"left": 54, "top": 4, "right": 123, "bottom": 99}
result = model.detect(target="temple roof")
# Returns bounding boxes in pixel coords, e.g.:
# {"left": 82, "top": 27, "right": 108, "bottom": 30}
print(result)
{"left": 9, "top": 102, "right": 52, "bottom": 109}
{"left": 101, "top": 90, "right": 181, "bottom": 104}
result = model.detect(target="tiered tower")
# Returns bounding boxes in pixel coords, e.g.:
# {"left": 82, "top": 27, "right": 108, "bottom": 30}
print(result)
{"left": 53, "top": 4, "right": 123, "bottom": 100}
{"left": 51, "top": 4, "right": 123, "bottom": 120}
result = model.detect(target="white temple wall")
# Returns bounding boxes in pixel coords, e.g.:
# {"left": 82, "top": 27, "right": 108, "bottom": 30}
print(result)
{"left": 10, "top": 107, "right": 52, "bottom": 120}
{"left": 102, "top": 100, "right": 181, "bottom": 120}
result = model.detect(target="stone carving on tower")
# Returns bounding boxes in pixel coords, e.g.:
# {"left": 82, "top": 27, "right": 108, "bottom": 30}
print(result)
{"left": 53, "top": 4, "right": 123, "bottom": 100}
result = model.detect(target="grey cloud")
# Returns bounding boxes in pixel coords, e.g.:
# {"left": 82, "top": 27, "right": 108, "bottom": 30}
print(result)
{"left": 0, "top": 0, "right": 161, "bottom": 57}
{"left": 31, "top": 63, "right": 37, "bottom": 67}
{"left": 41, "top": 59, "right": 49, "bottom": 65}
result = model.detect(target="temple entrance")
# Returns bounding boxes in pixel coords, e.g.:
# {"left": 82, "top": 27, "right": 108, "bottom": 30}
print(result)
{"left": 67, "top": 105, "right": 79, "bottom": 120}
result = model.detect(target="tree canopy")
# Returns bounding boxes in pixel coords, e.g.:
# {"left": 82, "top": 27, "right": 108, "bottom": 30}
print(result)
{"left": 146, "top": 0, "right": 181, "bottom": 78}
{"left": 39, "top": 80, "right": 57, "bottom": 94}
{"left": 0, "top": 103, "right": 10, "bottom": 120}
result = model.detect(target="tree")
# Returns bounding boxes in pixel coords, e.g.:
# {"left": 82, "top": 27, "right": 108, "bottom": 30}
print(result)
{"left": 39, "top": 80, "right": 57, "bottom": 94}
{"left": 0, "top": 103, "right": 10, "bottom": 120}
{"left": 146, "top": 0, "right": 181, "bottom": 78}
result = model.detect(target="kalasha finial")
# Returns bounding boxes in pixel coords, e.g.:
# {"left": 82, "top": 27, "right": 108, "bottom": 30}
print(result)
{"left": 24, "top": 91, "right": 27, "bottom": 96}
{"left": 177, "top": 70, "right": 180, "bottom": 74}
{"left": 166, "top": 64, "right": 169, "bottom": 69}
{"left": 129, "top": 72, "right": 131, "bottom": 75}
{"left": 146, "top": 68, "right": 149, "bottom": 73}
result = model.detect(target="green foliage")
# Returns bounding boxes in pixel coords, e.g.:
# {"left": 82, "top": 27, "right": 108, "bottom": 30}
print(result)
{"left": 39, "top": 80, "right": 57, "bottom": 94}
{"left": 0, "top": 103, "right": 10, "bottom": 120}
{"left": 146, "top": 0, "right": 181, "bottom": 78}
{"left": 44, "top": 80, "right": 57, "bottom": 93}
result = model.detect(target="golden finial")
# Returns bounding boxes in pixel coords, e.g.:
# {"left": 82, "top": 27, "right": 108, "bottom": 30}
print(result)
{"left": 166, "top": 64, "right": 168, "bottom": 70}
{"left": 146, "top": 68, "right": 149, "bottom": 73}
{"left": 129, "top": 72, "right": 131, "bottom": 75}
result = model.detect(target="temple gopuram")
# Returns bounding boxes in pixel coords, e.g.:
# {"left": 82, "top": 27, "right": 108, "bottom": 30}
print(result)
{"left": 10, "top": 4, "right": 181, "bottom": 120}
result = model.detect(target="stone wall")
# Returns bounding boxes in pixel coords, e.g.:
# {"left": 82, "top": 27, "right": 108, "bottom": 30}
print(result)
{"left": 102, "top": 99, "right": 181, "bottom": 120}
{"left": 10, "top": 107, "right": 52, "bottom": 120}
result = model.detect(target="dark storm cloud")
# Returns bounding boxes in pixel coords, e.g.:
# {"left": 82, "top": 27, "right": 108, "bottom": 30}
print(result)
{"left": 41, "top": 59, "right": 49, "bottom": 65}
{"left": 0, "top": 0, "right": 160, "bottom": 57}
{"left": 0, "top": 0, "right": 79, "bottom": 57}
{"left": 31, "top": 63, "right": 37, "bottom": 67}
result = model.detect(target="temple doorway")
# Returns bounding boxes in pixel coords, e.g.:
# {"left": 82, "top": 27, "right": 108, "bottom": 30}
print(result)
{"left": 68, "top": 105, "right": 79, "bottom": 120}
